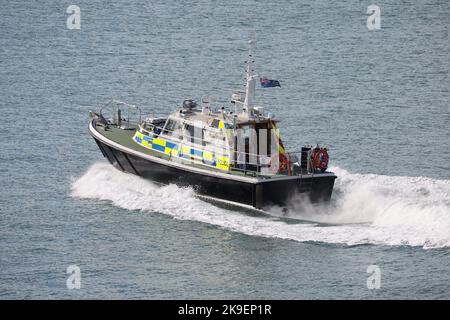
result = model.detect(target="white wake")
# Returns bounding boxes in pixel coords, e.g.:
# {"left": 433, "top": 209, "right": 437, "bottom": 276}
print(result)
{"left": 71, "top": 162, "right": 450, "bottom": 249}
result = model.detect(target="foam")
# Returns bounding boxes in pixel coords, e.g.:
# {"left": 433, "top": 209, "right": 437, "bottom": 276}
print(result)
{"left": 71, "top": 162, "right": 450, "bottom": 249}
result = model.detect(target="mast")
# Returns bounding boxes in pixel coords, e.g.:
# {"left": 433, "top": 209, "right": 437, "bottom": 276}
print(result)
{"left": 243, "top": 39, "right": 258, "bottom": 116}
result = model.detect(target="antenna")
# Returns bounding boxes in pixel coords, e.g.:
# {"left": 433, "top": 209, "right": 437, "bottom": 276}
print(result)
{"left": 246, "top": 39, "right": 255, "bottom": 78}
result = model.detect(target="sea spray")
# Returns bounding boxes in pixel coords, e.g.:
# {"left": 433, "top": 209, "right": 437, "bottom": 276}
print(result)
{"left": 71, "top": 162, "right": 450, "bottom": 249}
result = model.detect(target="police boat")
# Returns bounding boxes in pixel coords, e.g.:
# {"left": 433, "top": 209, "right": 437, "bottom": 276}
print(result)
{"left": 88, "top": 42, "right": 337, "bottom": 210}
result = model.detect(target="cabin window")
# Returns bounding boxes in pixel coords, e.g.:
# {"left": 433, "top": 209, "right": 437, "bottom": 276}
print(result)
{"left": 210, "top": 119, "right": 231, "bottom": 129}
{"left": 185, "top": 124, "right": 205, "bottom": 146}
{"left": 211, "top": 119, "right": 220, "bottom": 128}
{"left": 163, "top": 119, "right": 182, "bottom": 136}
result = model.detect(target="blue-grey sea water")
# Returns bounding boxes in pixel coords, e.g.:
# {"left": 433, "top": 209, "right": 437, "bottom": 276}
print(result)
{"left": 0, "top": 0, "right": 449, "bottom": 299}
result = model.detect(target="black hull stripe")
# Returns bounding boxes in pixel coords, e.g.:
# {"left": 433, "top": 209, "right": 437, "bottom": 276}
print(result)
{"left": 123, "top": 152, "right": 139, "bottom": 175}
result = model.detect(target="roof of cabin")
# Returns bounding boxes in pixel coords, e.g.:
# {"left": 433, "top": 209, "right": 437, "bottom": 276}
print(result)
{"left": 169, "top": 108, "right": 278, "bottom": 128}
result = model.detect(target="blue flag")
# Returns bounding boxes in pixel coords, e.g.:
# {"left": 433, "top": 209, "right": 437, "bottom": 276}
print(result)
{"left": 260, "top": 77, "right": 281, "bottom": 88}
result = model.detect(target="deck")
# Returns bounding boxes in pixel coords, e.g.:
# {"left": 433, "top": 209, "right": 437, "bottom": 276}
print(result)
{"left": 94, "top": 123, "right": 283, "bottom": 178}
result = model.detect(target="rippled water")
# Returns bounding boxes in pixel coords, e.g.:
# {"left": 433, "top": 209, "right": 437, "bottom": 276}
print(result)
{"left": 0, "top": 0, "right": 449, "bottom": 299}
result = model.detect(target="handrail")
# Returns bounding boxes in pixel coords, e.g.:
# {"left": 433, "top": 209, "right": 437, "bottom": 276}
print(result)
{"left": 138, "top": 122, "right": 270, "bottom": 159}
{"left": 137, "top": 122, "right": 316, "bottom": 177}
{"left": 99, "top": 99, "right": 142, "bottom": 129}
{"left": 96, "top": 100, "right": 315, "bottom": 177}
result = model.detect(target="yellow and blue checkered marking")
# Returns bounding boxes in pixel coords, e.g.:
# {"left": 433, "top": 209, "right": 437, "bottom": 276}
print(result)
{"left": 133, "top": 131, "right": 229, "bottom": 171}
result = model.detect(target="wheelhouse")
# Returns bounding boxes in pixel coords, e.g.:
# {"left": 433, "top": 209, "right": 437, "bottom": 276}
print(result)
{"left": 131, "top": 99, "right": 289, "bottom": 177}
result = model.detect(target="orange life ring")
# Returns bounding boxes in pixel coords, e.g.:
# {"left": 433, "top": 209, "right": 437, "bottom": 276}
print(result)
{"left": 311, "top": 147, "right": 329, "bottom": 172}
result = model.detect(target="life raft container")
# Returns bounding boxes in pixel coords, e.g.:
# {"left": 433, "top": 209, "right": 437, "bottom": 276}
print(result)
{"left": 311, "top": 147, "right": 329, "bottom": 172}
